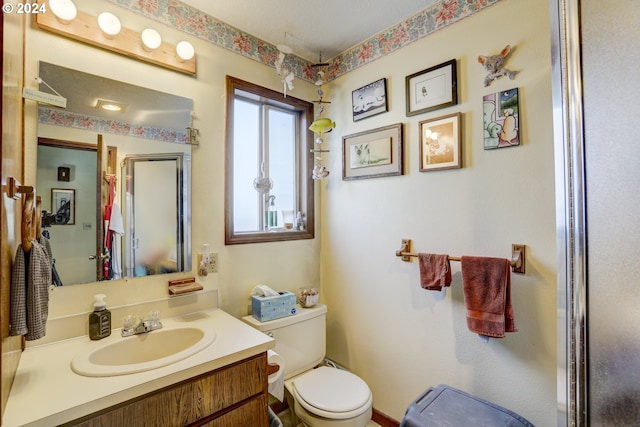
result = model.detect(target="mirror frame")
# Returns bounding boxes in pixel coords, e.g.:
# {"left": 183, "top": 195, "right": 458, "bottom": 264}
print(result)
{"left": 224, "top": 75, "right": 315, "bottom": 245}
{"left": 122, "top": 152, "right": 192, "bottom": 276}
{"left": 35, "top": 62, "right": 195, "bottom": 284}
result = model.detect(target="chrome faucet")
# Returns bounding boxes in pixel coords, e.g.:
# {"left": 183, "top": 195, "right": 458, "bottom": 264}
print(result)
{"left": 121, "top": 311, "right": 163, "bottom": 337}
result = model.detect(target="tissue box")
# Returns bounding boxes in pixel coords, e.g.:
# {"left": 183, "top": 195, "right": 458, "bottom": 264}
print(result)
{"left": 252, "top": 291, "right": 297, "bottom": 322}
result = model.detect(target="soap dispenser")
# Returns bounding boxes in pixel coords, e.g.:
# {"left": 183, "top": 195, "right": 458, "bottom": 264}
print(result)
{"left": 89, "top": 294, "right": 111, "bottom": 340}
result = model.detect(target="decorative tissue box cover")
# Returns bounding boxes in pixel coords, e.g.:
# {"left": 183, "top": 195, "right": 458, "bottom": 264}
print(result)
{"left": 251, "top": 291, "right": 297, "bottom": 322}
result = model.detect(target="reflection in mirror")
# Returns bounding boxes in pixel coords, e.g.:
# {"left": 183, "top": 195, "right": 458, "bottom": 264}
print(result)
{"left": 35, "top": 62, "right": 194, "bottom": 286}
{"left": 122, "top": 153, "right": 191, "bottom": 277}
{"left": 37, "top": 141, "right": 97, "bottom": 285}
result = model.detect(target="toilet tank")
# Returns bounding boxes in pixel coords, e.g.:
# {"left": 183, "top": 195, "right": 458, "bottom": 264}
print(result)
{"left": 242, "top": 304, "right": 327, "bottom": 380}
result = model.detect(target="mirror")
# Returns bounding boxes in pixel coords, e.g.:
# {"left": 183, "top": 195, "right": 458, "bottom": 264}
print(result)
{"left": 35, "top": 62, "right": 193, "bottom": 286}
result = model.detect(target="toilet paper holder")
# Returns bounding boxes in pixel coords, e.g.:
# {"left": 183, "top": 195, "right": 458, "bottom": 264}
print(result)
{"left": 267, "top": 363, "right": 280, "bottom": 376}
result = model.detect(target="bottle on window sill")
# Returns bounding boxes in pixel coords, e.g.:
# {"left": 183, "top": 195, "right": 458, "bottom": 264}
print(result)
{"left": 267, "top": 195, "right": 278, "bottom": 229}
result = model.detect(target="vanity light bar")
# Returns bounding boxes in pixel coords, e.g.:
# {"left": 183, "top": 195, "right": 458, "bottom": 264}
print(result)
{"left": 36, "top": 1, "right": 196, "bottom": 75}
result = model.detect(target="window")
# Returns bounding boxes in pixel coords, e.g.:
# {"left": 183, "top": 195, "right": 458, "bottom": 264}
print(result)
{"left": 225, "top": 76, "right": 314, "bottom": 244}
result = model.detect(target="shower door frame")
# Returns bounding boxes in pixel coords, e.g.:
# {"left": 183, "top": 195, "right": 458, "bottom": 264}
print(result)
{"left": 549, "top": 0, "right": 588, "bottom": 425}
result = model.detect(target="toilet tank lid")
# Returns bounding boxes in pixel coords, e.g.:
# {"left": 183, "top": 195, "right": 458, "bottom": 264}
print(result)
{"left": 242, "top": 303, "right": 327, "bottom": 332}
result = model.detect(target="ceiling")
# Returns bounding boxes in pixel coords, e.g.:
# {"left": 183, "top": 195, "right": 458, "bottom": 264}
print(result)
{"left": 179, "top": 0, "right": 439, "bottom": 62}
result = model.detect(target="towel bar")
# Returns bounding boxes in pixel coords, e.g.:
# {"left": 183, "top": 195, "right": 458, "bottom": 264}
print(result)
{"left": 395, "top": 239, "right": 526, "bottom": 274}
{"left": 6, "top": 177, "right": 33, "bottom": 199}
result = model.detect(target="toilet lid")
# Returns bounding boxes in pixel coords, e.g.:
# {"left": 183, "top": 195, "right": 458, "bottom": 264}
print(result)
{"left": 293, "top": 366, "right": 372, "bottom": 417}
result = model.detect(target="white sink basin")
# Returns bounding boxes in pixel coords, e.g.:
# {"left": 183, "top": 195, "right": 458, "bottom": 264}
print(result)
{"left": 71, "top": 326, "right": 216, "bottom": 377}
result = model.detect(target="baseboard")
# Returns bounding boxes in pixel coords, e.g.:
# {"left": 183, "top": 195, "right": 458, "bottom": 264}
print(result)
{"left": 372, "top": 408, "right": 400, "bottom": 427}
{"left": 271, "top": 401, "right": 400, "bottom": 427}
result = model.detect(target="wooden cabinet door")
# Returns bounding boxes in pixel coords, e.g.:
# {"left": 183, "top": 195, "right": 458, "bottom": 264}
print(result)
{"left": 67, "top": 353, "right": 269, "bottom": 427}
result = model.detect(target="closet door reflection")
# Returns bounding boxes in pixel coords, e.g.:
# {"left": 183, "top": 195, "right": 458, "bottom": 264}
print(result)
{"left": 123, "top": 153, "right": 191, "bottom": 277}
{"left": 36, "top": 141, "right": 99, "bottom": 285}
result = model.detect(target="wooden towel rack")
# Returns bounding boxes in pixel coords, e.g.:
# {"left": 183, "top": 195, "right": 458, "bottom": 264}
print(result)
{"left": 36, "top": 196, "right": 42, "bottom": 239}
{"left": 395, "top": 238, "right": 526, "bottom": 274}
{"left": 8, "top": 177, "right": 36, "bottom": 252}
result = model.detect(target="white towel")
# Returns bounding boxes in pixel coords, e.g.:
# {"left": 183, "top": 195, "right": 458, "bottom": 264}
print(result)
{"left": 108, "top": 200, "right": 124, "bottom": 279}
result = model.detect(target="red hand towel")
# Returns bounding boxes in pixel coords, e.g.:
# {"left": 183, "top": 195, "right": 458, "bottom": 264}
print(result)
{"left": 461, "top": 256, "right": 517, "bottom": 338}
{"left": 418, "top": 253, "right": 451, "bottom": 291}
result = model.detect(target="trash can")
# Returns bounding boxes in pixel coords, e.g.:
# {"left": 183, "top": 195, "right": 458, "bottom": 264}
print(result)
{"left": 399, "top": 384, "right": 535, "bottom": 427}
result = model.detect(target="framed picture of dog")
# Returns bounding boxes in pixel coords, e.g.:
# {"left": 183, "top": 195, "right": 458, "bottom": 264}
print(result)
{"left": 342, "top": 123, "right": 404, "bottom": 180}
{"left": 482, "top": 88, "right": 520, "bottom": 149}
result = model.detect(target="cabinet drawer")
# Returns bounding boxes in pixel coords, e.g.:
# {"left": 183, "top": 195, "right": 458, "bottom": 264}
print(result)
{"left": 198, "top": 394, "right": 268, "bottom": 427}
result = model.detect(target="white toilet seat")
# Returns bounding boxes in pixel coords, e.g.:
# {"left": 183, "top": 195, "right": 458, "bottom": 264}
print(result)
{"left": 291, "top": 366, "right": 373, "bottom": 420}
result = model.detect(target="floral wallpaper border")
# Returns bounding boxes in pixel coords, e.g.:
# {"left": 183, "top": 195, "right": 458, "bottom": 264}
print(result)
{"left": 41, "top": 1, "right": 501, "bottom": 140}
{"left": 38, "top": 106, "right": 189, "bottom": 144}
{"left": 107, "top": 0, "right": 502, "bottom": 83}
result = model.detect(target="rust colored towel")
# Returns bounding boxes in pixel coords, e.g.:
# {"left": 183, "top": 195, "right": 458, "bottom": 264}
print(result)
{"left": 461, "top": 256, "right": 517, "bottom": 338}
{"left": 418, "top": 253, "right": 451, "bottom": 291}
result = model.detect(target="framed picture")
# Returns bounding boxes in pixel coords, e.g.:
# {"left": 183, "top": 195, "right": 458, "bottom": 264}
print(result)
{"left": 343, "top": 123, "right": 403, "bottom": 180}
{"left": 483, "top": 87, "right": 520, "bottom": 149}
{"left": 57, "top": 166, "right": 70, "bottom": 182}
{"left": 419, "top": 113, "right": 462, "bottom": 172}
{"left": 352, "top": 78, "right": 388, "bottom": 121}
{"left": 51, "top": 188, "right": 75, "bottom": 225}
{"left": 406, "top": 59, "right": 457, "bottom": 116}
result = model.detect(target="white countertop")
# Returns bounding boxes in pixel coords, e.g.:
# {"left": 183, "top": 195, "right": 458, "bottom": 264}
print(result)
{"left": 3, "top": 308, "right": 274, "bottom": 427}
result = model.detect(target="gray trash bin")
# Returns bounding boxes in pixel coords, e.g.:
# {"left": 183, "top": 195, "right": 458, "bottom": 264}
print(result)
{"left": 399, "top": 384, "right": 535, "bottom": 427}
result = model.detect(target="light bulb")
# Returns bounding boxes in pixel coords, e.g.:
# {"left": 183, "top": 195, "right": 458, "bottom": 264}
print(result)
{"left": 141, "top": 28, "right": 162, "bottom": 51}
{"left": 97, "top": 12, "right": 121, "bottom": 38}
{"left": 176, "top": 41, "right": 195, "bottom": 61}
{"left": 100, "top": 103, "right": 121, "bottom": 111}
{"left": 49, "top": 0, "right": 77, "bottom": 24}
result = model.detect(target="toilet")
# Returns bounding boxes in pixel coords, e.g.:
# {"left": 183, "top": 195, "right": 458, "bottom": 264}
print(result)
{"left": 242, "top": 304, "right": 373, "bottom": 427}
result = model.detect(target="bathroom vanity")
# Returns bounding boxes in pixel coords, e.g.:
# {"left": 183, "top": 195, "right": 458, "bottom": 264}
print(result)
{"left": 3, "top": 308, "right": 274, "bottom": 427}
